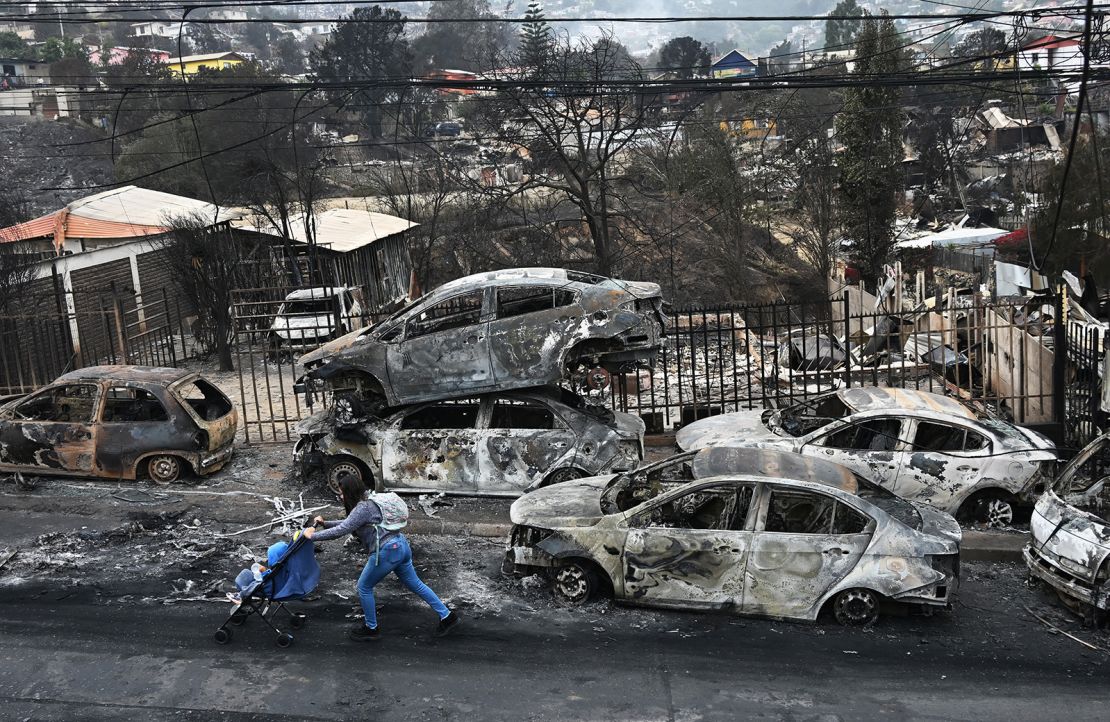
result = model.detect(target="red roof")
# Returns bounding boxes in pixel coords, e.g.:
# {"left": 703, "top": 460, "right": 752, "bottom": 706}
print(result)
{"left": 1022, "top": 35, "right": 1081, "bottom": 51}
{"left": 0, "top": 209, "right": 169, "bottom": 249}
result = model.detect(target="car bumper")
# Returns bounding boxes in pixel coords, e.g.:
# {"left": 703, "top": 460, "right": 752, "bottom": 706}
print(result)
{"left": 198, "top": 444, "right": 234, "bottom": 473}
{"left": 1024, "top": 544, "right": 1110, "bottom": 610}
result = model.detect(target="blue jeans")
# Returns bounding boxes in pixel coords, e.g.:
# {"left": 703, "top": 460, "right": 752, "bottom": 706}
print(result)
{"left": 356, "top": 534, "right": 449, "bottom": 629}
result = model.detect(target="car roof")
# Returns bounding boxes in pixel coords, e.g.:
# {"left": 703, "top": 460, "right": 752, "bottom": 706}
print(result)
{"left": 839, "top": 387, "right": 975, "bottom": 420}
{"left": 432, "top": 267, "right": 575, "bottom": 297}
{"left": 56, "top": 365, "right": 192, "bottom": 385}
{"left": 284, "top": 286, "right": 353, "bottom": 301}
{"left": 691, "top": 446, "right": 858, "bottom": 494}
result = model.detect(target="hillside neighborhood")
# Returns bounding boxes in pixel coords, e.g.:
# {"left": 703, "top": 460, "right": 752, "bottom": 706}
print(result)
{"left": 0, "top": 2, "right": 1109, "bottom": 721}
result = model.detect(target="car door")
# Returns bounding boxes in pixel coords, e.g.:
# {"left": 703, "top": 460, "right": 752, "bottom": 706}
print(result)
{"left": 487, "top": 285, "right": 581, "bottom": 385}
{"left": 800, "top": 416, "right": 907, "bottom": 489}
{"left": 743, "top": 484, "right": 873, "bottom": 619}
{"left": 95, "top": 385, "right": 177, "bottom": 478}
{"left": 0, "top": 382, "right": 101, "bottom": 475}
{"left": 896, "top": 419, "right": 992, "bottom": 508}
{"left": 620, "top": 482, "right": 755, "bottom": 609}
{"left": 378, "top": 397, "right": 484, "bottom": 494}
{"left": 386, "top": 290, "right": 493, "bottom": 401}
{"left": 478, "top": 396, "right": 579, "bottom": 494}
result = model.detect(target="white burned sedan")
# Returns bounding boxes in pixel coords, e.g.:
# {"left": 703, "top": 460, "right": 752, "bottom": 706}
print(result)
{"left": 676, "top": 388, "right": 1057, "bottom": 526}
{"left": 506, "top": 447, "right": 961, "bottom": 625}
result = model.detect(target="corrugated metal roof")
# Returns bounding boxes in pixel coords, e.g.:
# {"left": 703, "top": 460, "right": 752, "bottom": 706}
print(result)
{"left": 232, "top": 208, "right": 417, "bottom": 253}
{"left": 165, "top": 52, "right": 246, "bottom": 65}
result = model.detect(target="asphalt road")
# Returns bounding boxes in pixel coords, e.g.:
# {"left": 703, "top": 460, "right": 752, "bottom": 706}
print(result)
{"left": 1, "top": 447, "right": 1107, "bottom": 721}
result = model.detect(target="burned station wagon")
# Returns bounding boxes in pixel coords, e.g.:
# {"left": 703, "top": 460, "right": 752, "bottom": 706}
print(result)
{"left": 1025, "top": 432, "right": 1110, "bottom": 617}
{"left": 294, "top": 388, "right": 645, "bottom": 495}
{"left": 297, "top": 268, "right": 666, "bottom": 410}
{"left": 676, "top": 388, "right": 1057, "bottom": 526}
{"left": 0, "top": 366, "right": 237, "bottom": 483}
{"left": 506, "top": 446, "right": 961, "bottom": 625}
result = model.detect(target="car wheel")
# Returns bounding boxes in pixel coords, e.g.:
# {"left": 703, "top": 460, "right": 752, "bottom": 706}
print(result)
{"left": 326, "top": 458, "right": 369, "bottom": 497}
{"left": 544, "top": 467, "right": 585, "bottom": 487}
{"left": 960, "top": 492, "right": 1015, "bottom": 529}
{"left": 552, "top": 560, "right": 600, "bottom": 606}
{"left": 147, "top": 455, "right": 183, "bottom": 485}
{"left": 832, "top": 588, "right": 880, "bottom": 626}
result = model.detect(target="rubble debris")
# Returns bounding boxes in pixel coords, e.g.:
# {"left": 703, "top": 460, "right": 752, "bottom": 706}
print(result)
{"left": 1024, "top": 605, "right": 1102, "bottom": 652}
{"left": 418, "top": 493, "right": 451, "bottom": 518}
{"left": 505, "top": 446, "right": 961, "bottom": 625}
{"left": 0, "top": 548, "right": 15, "bottom": 571}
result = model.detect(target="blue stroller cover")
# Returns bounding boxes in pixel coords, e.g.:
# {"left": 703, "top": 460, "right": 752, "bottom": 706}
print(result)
{"left": 260, "top": 534, "right": 320, "bottom": 601}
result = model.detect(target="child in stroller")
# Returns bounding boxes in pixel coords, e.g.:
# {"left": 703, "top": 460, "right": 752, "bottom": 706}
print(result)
{"left": 214, "top": 529, "right": 320, "bottom": 647}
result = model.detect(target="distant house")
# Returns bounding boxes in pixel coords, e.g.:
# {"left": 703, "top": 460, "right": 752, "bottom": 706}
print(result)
{"left": 426, "top": 68, "right": 481, "bottom": 96}
{"left": 130, "top": 20, "right": 184, "bottom": 39}
{"left": 1019, "top": 35, "right": 1082, "bottom": 73}
{"left": 0, "top": 57, "right": 50, "bottom": 86}
{"left": 87, "top": 46, "right": 170, "bottom": 67}
{"left": 711, "top": 49, "right": 759, "bottom": 79}
{"left": 165, "top": 52, "right": 246, "bottom": 76}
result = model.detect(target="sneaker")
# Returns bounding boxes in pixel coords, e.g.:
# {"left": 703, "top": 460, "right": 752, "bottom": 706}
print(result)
{"left": 349, "top": 624, "right": 380, "bottom": 642}
{"left": 434, "top": 611, "right": 461, "bottom": 638}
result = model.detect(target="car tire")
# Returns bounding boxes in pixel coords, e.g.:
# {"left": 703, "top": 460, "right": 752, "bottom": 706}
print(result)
{"left": 543, "top": 467, "right": 586, "bottom": 487}
{"left": 325, "top": 458, "right": 372, "bottom": 497}
{"left": 832, "top": 588, "right": 880, "bottom": 626}
{"left": 552, "top": 560, "right": 601, "bottom": 606}
{"left": 147, "top": 455, "right": 184, "bottom": 485}
{"left": 959, "top": 491, "right": 1015, "bottom": 529}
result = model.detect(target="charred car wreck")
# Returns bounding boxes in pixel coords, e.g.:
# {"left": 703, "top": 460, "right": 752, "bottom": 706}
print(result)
{"left": 0, "top": 366, "right": 237, "bottom": 483}
{"left": 677, "top": 388, "right": 1057, "bottom": 526}
{"left": 296, "top": 267, "right": 666, "bottom": 412}
{"left": 506, "top": 446, "right": 961, "bottom": 625}
{"left": 1025, "top": 432, "right": 1110, "bottom": 619}
{"left": 295, "top": 389, "right": 645, "bottom": 496}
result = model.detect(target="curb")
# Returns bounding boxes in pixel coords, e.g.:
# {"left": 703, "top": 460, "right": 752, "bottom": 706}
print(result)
{"left": 406, "top": 519, "right": 511, "bottom": 538}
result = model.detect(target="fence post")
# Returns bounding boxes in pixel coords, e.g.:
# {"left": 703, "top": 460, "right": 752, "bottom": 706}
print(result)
{"left": 1053, "top": 291, "right": 1066, "bottom": 425}
{"left": 112, "top": 297, "right": 128, "bottom": 362}
{"left": 163, "top": 287, "right": 177, "bottom": 367}
{"left": 842, "top": 292, "right": 852, "bottom": 388}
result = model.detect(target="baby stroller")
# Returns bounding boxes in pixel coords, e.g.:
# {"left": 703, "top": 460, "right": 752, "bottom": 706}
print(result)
{"left": 214, "top": 533, "right": 320, "bottom": 648}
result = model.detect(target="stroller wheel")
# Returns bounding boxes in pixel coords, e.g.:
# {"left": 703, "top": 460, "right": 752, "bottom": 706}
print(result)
{"left": 230, "top": 609, "right": 248, "bottom": 626}
{"left": 214, "top": 627, "right": 231, "bottom": 645}
{"left": 290, "top": 613, "right": 306, "bottom": 629}
{"left": 276, "top": 633, "right": 294, "bottom": 648}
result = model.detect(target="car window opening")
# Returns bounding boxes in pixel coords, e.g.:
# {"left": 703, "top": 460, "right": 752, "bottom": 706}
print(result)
{"left": 912, "top": 422, "right": 988, "bottom": 453}
{"left": 602, "top": 454, "right": 697, "bottom": 513}
{"left": 819, "top": 419, "right": 901, "bottom": 452}
{"left": 638, "top": 485, "right": 753, "bottom": 531}
{"left": 104, "top": 387, "right": 168, "bottom": 422}
{"left": 407, "top": 291, "right": 483, "bottom": 338}
{"left": 178, "top": 379, "right": 233, "bottom": 421}
{"left": 283, "top": 298, "right": 336, "bottom": 315}
{"left": 489, "top": 399, "right": 556, "bottom": 429}
{"left": 765, "top": 489, "right": 868, "bottom": 535}
{"left": 401, "top": 399, "right": 481, "bottom": 430}
{"left": 15, "top": 383, "right": 99, "bottom": 423}
{"left": 775, "top": 393, "right": 852, "bottom": 436}
{"left": 496, "top": 286, "right": 576, "bottom": 319}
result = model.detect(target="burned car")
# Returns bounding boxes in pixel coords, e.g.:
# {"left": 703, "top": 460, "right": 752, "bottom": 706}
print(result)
{"left": 1025, "top": 432, "right": 1110, "bottom": 618}
{"left": 0, "top": 366, "right": 237, "bottom": 483}
{"left": 505, "top": 446, "right": 961, "bottom": 625}
{"left": 294, "top": 388, "right": 645, "bottom": 496}
{"left": 676, "top": 388, "right": 1056, "bottom": 526}
{"left": 298, "top": 268, "right": 665, "bottom": 410}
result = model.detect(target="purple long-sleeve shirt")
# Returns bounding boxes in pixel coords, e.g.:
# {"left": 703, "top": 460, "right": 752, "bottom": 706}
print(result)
{"left": 312, "top": 500, "right": 397, "bottom": 550}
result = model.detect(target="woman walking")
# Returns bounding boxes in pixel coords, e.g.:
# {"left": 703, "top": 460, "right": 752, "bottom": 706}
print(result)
{"left": 304, "top": 474, "right": 460, "bottom": 641}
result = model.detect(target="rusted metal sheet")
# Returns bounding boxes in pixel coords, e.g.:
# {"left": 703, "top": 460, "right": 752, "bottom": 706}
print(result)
{"left": 506, "top": 447, "right": 961, "bottom": 624}
{"left": 0, "top": 365, "right": 237, "bottom": 481}
{"left": 298, "top": 268, "right": 666, "bottom": 408}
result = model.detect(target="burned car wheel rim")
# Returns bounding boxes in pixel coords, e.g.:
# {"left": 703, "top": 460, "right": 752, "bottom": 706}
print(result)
{"left": 983, "top": 498, "right": 1014, "bottom": 528}
{"left": 327, "top": 460, "right": 364, "bottom": 496}
{"left": 833, "top": 589, "right": 879, "bottom": 626}
{"left": 553, "top": 563, "right": 594, "bottom": 605}
{"left": 148, "top": 455, "right": 182, "bottom": 484}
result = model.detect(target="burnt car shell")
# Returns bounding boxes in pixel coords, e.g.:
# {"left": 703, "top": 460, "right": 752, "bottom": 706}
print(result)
{"left": 298, "top": 268, "right": 666, "bottom": 407}
{"left": 507, "top": 446, "right": 960, "bottom": 623}
{"left": 0, "top": 365, "right": 237, "bottom": 481}
{"left": 1025, "top": 432, "right": 1110, "bottom": 612}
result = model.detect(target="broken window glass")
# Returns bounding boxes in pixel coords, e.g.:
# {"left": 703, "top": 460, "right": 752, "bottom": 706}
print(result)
{"left": 602, "top": 453, "right": 696, "bottom": 513}
{"left": 764, "top": 489, "right": 869, "bottom": 535}
{"left": 566, "top": 270, "right": 607, "bottom": 285}
{"left": 496, "top": 286, "right": 576, "bottom": 319}
{"left": 103, "top": 387, "right": 168, "bottom": 422}
{"left": 400, "top": 399, "right": 481, "bottom": 430}
{"left": 818, "top": 418, "right": 901, "bottom": 452}
{"left": 175, "top": 379, "right": 233, "bottom": 421}
{"left": 406, "top": 291, "right": 483, "bottom": 338}
{"left": 15, "top": 383, "right": 99, "bottom": 423}
{"left": 634, "top": 484, "right": 753, "bottom": 531}
{"left": 488, "top": 399, "right": 558, "bottom": 429}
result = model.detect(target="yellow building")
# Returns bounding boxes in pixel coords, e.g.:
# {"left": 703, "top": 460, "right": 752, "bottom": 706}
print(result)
{"left": 165, "top": 52, "right": 246, "bottom": 76}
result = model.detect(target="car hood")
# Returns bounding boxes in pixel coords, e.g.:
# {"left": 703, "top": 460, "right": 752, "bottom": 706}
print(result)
{"left": 675, "top": 411, "right": 781, "bottom": 450}
{"left": 299, "top": 326, "right": 366, "bottom": 366}
{"left": 510, "top": 476, "right": 612, "bottom": 527}
{"left": 1030, "top": 491, "right": 1110, "bottom": 582}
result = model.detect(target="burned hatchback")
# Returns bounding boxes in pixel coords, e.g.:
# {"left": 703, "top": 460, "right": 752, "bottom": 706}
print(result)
{"left": 677, "top": 388, "right": 1056, "bottom": 526}
{"left": 297, "top": 267, "right": 665, "bottom": 410}
{"left": 506, "top": 446, "right": 961, "bottom": 625}
{"left": 0, "top": 366, "right": 237, "bottom": 483}
{"left": 295, "top": 388, "right": 645, "bottom": 496}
